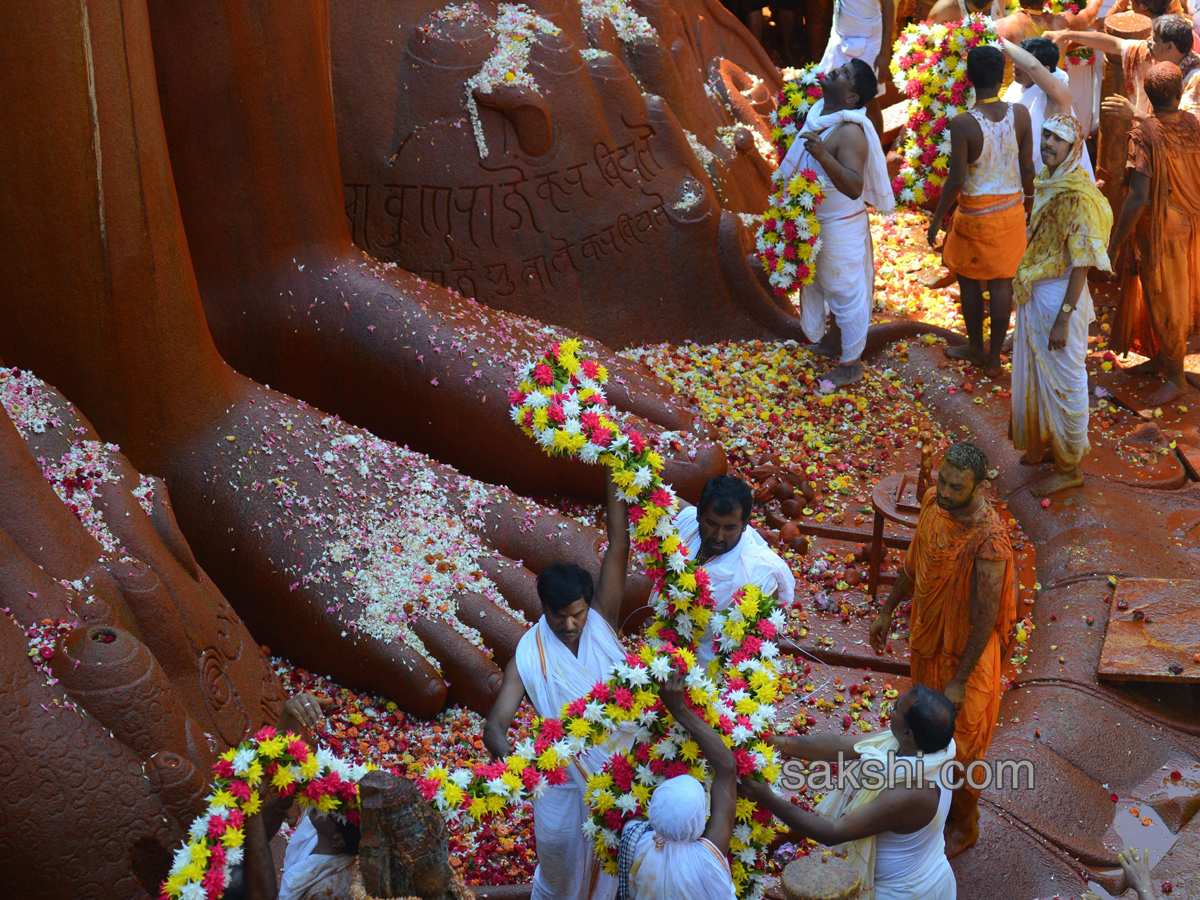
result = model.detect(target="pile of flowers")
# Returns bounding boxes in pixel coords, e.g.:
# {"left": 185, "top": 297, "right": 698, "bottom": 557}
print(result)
{"left": 754, "top": 66, "right": 825, "bottom": 296}
{"left": 160, "top": 729, "right": 372, "bottom": 900}
{"left": 890, "top": 15, "right": 1000, "bottom": 206}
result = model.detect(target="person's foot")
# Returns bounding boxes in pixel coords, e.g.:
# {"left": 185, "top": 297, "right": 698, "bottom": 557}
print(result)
{"left": 1146, "top": 378, "right": 1189, "bottom": 407}
{"left": 1030, "top": 467, "right": 1084, "bottom": 496}
{"left": 1127, "top": 354, "right": 1165, "bottom": 375}
{"left": 810, "top": 339, "right": 841, "bottom": 359}
{"left": 944, "top": 343, "right": 987, "bottom": 368}
{"left": 984, "top": 357, "right": 1004, "bottom": 379}
{"left": 826, "top": 360, "right": 864, "bottom": 387}
{"left": 944, "top": 808, "right": 980, "bottom": 858}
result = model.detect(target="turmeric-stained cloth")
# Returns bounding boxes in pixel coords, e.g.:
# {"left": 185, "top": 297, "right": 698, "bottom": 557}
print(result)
{"left": 1122, "top": 42, "right": 1200, "bottom": 114}
{"left": 943, "top": 193, "right": 1027, "bottom": 281}
{"left": 1113, "top": 110, "right": 1200, "bottom": 362}
{"left": 903, "top": 488, "right": 1016, "bottom": 822}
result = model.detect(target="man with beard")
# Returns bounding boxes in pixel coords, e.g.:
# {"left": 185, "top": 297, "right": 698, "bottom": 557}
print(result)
{"left": 868, "top": 441, "right": 1016, "bottom": 858}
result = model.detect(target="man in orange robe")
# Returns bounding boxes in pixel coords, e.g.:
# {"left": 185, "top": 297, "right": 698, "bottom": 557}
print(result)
{"left": 870, "top": 441, "right": 1017, "bottom": 858}
{"left": 1110, "top": 61, "right": 1200, "bottom": 406}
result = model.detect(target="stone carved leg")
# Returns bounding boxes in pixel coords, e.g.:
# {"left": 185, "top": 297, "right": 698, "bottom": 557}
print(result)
{"left": 0, "top": 0, "right": 649, "bottom": 720}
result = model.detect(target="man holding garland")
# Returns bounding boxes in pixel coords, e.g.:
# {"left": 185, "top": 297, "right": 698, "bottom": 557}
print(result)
{"left": 662, "top": 474, "right": 796, "bottom": 669}
{"left": 777, "top": 60, "right": 896, "bottom": 389}
{"left": 484, "top": 469, "right": 632, "bottom": 900}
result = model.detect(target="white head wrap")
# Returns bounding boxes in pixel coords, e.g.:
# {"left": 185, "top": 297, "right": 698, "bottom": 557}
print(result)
{"left": 627, "top": 775, "right": 736, "bottom": 900}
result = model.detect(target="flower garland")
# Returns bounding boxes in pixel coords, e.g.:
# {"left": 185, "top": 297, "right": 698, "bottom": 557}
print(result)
{"left": 1042, "top": 0, "right": 1096, "bottom": 65}
{"left": 160, "top": 728, "right": 372, "bottom": 900}
{"left": 890, "top": 16, "right": 1000, "bottom": 206}
{"left": 755, "top": 66, "right": 825, "bottom": 296}
{"left": 419, "top": 340, "right": 787, "bottom": 900}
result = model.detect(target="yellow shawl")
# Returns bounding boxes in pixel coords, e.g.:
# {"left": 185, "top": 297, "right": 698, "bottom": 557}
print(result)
{"left": 1014, "top": 115, "right": 1112, "bottom": 307}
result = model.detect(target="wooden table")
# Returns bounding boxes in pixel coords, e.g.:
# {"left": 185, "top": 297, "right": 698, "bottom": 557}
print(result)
{"left": 868, "top": 472, "right": 922, "bottom": 598}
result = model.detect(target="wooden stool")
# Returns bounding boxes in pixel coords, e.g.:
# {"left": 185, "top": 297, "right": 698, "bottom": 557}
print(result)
{"left": 867, "top": 472, "right": 922, "bottom": 598}
{"left": 780, "top": 852, "right": 862, "bottom": 900}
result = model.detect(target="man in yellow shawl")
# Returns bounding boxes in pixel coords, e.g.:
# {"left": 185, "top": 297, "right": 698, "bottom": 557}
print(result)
{"left": 1011, "top": 114, "right": 1112, "bottom": 496}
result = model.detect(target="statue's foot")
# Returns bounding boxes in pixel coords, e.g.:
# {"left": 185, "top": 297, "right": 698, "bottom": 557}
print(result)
{"left": 1030, "top": 467, "right": 1084, "bottom": 497}
{"left": 944, "top": 343, "right": 987, "bottom": 368}
{"left": 944, "top": 808, "right": 980, "bottom": 858}
{"left": 204, "top": 256, "right": 726, "bottom": 503}
{"left": 158, "top": 380, "right": 649, "bottom": 718}
{"left": 1146, "top": 378, "right": 1189, "bottom": 408}
{"left": 825, "top": 360, "right": 864, "bottom": 388}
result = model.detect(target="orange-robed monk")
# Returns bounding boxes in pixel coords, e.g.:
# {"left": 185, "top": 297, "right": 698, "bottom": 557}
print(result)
{"left": 870, "top": 440, "right": 1016, "bottom": 858}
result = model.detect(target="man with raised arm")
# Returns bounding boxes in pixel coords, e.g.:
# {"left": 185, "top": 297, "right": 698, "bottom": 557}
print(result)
{"left": 928, "top": 46, "right": 1036, "bottom": 378}
{"left": 484, "top": 469, "right": 631, "bottom": 900}
{"left": 816, "top": 0, "right": 896, "bottom": 134}
{"left": 1047, "top": 15, "right": 1200, "bottom": 117}
{"left": 869, "top": 441, "right": 1016, "bottom": 857}
{"left": 777, "top": 60, "right": 896, "bottom": 389}
{"left": 662, "top": 475, "right": 796, "bottom": 668}
{"left": 616, "top": 672, "right": 738, "bottom": 900}
{"left": 740, "top": 685, "right": 960, "bottom": 900}
{"left": 1001, "top": 36, "right": 1098, "bottom": 176}
{"left": 1109, "top": 62, "right": 1200, "bottom": 405}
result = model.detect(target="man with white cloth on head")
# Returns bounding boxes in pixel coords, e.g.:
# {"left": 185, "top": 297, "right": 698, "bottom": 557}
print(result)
{"left": 657, "top": 475, "right": 795, "bottom": 670}
{"left": 485, "top": 470, "right": 633, "bottom": 900}
{"left": 777, "top": 59, "right": 896, "bottom": 389}
{"left": 616, "top": 672, "right": 738, "bottom": 900}
{"left": 741, "top": 685, "right": 960, "bottom": 900}
{"left": 1000, "top": 37, "right": 1097, "bottom": 177}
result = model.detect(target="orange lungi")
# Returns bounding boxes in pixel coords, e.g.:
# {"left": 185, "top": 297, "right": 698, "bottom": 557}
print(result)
{"left": 943, "top": 193, "right": 1027, "bottom": 282}
{"left": 903, "top": 489, "right": 1017, "bottom": 823}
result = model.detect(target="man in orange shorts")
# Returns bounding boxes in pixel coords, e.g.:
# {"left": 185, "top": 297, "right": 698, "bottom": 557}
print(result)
{"left": 928, "top": 46, "right": 1036, "bottom": 377}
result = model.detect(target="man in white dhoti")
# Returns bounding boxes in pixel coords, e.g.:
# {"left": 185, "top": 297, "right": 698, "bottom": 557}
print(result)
{"left": 616, "top": 674, "right": 738, "bottom": 900}
{"left": 777, "top": 60, "right": 896, "bottom": 389}
{"left": 660, "top": 475, "right": 795, "bottom": 669}
{"left": 818, "top": 0, "right": 895, "bottom": 133}
{"left": 1002, "top": 37, "right": 1097, "bottom": 177}
{"left": 275, "top": 812, "right": 359, "bottom": 900}
{"left": 741, "top": 686, "right": 960, "bottom": 900}
{"left": 484, "top": 470, "right": 632, "bottom": 900}
{"left": 1012, "top": 115, "right": 1112, "bottom": 496}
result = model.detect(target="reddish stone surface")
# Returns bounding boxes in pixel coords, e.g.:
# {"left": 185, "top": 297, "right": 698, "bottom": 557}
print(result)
{"left": 1100, "top": 579, "right": 1200, "bottom": 683}
{"left": 326, "top": 0, "right": 810, "bottom": 348}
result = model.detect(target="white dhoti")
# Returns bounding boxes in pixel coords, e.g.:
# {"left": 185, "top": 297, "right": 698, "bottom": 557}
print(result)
{"left": 517, "top": 613, "right": 629, "bottom": 900}
{"left": 776, "top": 101, "right": 893, "bottom": 367}
{"left": 1011, "top": 273, "right": 1094, "bottom": 471}
{"left": 818, "top": 0, "right": 883, "bottom": 95}
{"left": 533, "top": 783, "right": 611, "bottom": 900}
{"left": 802, "top": 207, "right": 874, "bottom": 364}
{"left": 874, "top": 856, "right": 957, "bottom": 900}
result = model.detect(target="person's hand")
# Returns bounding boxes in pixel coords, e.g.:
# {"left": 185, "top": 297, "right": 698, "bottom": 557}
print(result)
{"left": 276, "top": 692, "right": 332, "bottom": 738}
{"left": 874, "top": 50, "right": 892, "bottom": 75}
{"left": 658, "top": 671, "right": 688, "bottom": 714}
{"left": 926, "top": 216, "right": 942, "bottom": 248}
{"left": 737, "top": 776, "right": 775, "bottom": 805}
{"left": 943, "top": 681, "right": 966, "bottom": 710}
{"left": 1117, "top": 847, "right": 1154, "bottom": 897}
{"left": 1101, "top": 94, "right": 1135, "bottom": 119}
{"left": 802, "top": 134, "right": 830, "bottom": 164}
{"left": 1048, "top": 313, "right": 1070, "bottom": 351}
{"left": 869, "top": 612, "right": 891, "bottom": 653}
